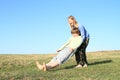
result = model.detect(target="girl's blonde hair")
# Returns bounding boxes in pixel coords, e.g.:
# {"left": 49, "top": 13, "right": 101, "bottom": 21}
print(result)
{"left": 68, "top": 15, "right": 79, "bottom": 28}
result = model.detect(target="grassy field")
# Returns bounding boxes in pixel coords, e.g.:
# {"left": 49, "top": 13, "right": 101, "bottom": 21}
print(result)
{"left": 0, "top": 51, "right": 120, "bottom": 80}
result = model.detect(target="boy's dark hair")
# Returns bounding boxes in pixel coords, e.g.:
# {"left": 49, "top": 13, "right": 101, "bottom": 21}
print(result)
{"left": 71, "top": 27, "right": 81, "bottom": 35}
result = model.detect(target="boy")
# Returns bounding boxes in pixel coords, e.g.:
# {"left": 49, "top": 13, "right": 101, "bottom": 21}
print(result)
{"left": 36, "top": 28, "right": 82, "bottom": 71}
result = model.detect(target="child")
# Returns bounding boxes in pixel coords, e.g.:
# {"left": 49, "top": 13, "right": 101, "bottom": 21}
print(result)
{"left": 68, "top": 16, "right": 90, "bottom": 68}
{"left": 36, "top": 28, "right": 82, "bottom": 71}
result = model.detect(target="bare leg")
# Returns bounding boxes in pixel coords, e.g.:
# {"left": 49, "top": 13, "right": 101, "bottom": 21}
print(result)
{"left": 36, "top": 61, "right": 44, "bottom": 70}
{"left": 36, "top": 61, "right": 47, "bottom": 71}
{"left": 36, "top": 48, "right": 74, "bottom": 71}
{"left": 36, "top": 61, "right": 59, "bottom": 71}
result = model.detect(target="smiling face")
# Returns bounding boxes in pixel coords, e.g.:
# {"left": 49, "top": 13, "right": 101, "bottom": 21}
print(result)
{"left": 68, "top": 16, "right": 78, "bottom": 29}
{"left": 68, "top": 18, "right": 74, "bottom": 27}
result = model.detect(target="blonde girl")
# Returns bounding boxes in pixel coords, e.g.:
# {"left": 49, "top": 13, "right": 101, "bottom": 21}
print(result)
{"left": 68, "top": 15, "right": 90, "bottom": 68}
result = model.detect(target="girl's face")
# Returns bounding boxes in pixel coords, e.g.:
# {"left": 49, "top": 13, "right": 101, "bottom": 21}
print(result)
{"left": 68, "top": 19, "right": 74, "bottom": 27}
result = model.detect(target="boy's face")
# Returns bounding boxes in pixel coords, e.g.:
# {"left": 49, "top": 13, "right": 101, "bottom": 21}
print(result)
{"left": 72, "top": 33, "right": 79, "bottom": 37}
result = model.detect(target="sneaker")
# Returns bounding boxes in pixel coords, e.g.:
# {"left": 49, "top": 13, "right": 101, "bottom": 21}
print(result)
{"left": 75, "top": 64, "right": 83, "bottom": 68}
{"left": 83, "top": 64, "right": 88, "bottom": 68}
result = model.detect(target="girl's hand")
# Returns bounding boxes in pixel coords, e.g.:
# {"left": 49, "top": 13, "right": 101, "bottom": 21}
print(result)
{"left": 57, "top": 50, "right": 61, "bottom": 52}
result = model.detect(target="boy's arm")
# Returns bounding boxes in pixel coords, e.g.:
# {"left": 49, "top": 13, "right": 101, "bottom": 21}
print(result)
{"left": 58, "top": 38, "right": 71, "bottom": 51}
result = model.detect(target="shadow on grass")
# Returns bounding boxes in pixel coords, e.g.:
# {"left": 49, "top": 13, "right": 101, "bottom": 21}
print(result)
{"left": 64, "top": 60, "right": 112, "bottom": 69}
{"left": 49, "top": 65, "right": 76, "bottom": 71}
{"left": 64, "top": 65, "right": 76, "bottom": 69}
{"left": 49, "top": 60, "right": 112, "bottom": 71}
{"left": 88, "top": 60, "right": 112, "bottom": 66}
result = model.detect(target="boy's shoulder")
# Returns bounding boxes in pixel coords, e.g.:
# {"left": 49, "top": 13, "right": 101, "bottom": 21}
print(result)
{"left": 77, "top": 36, "right": 82, "bottom": 39}
{"left": 71, "top": 36, "right": 82, "bottom": 39}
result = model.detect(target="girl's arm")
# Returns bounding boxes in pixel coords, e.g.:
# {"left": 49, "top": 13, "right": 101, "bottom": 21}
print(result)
{"left": 57, "top": 38, "right": 71, "bottom": 51}
{"left": 78, "top": 25, "right": 86, "bottom": 41}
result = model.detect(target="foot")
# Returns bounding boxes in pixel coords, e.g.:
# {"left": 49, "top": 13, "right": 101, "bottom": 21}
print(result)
{"left": 75, "top": 64, "right": 83, "bottom": 68}
{"left": 83, "top": 64, "right": 88, "bottom": 68}
{"left": 43, "top": 62, "right": 47, "bottom": 71}
{"left": 36, "top": 61, "right": 44, "bottom": 70}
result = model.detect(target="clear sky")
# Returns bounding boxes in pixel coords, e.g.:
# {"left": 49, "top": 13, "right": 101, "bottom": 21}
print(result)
{"left": 0, "top": 0, "right": 120, "bottom": 54}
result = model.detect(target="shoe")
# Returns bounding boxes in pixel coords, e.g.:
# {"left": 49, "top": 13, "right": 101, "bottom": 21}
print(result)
{"left": 83, "top": 64, "right": 87, "bottom": 68}
{"left": 75, "top": 64, "right": 83, "bottom": 68}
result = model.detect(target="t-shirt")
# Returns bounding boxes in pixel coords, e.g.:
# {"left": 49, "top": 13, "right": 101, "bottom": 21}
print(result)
{"left": 58, "top": 36, "right": 82, "bottom": 50}
{"left": 78, "top": 24, "right": 90, "bottom": 41}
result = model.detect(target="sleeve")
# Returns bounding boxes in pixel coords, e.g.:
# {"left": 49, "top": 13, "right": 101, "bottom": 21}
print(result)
{"left": 58, "top": 38, "right": 71, "bottom": 50}
{"left": 78, "top": 25, "right": 86, "bottom": 41}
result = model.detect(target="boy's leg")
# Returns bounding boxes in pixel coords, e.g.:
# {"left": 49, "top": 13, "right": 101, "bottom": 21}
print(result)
{"left": 46, "top": 61, "right": 59, "bottom": 70}
{"left": 36, "top": 61, "right": 59, "bottom": 71}
{"left": 47, "top": 48, "right": 73, "bottom": 69}
{"left": 36, "top": 48, "right": 74, "bottom": 71}
{"left": 36, "top": 61, "right": 44, "bottom": 70}
{"left": 36, "top": 61, "right": 47, "bottom": 71}
{"left": 50, "top": 48, "right": 73, "bottom": 64}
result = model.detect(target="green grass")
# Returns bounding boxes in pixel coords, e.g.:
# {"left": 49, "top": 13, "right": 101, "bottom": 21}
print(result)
{"left": 0, "top": 51, "right": 120, "bottom": 80}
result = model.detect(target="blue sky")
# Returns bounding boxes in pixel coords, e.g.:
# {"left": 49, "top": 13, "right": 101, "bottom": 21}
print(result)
{"left": 0, "top": 0, "right": 120, "bottom": 54}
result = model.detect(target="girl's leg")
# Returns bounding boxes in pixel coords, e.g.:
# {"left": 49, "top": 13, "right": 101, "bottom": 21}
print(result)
{"left": 75, "top": 48, "right": 81, "bottom": 65}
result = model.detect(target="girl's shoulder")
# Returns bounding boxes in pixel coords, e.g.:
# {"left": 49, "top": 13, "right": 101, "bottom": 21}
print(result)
{"left": 78, "top": 24, "right": 84, "bottom": 28}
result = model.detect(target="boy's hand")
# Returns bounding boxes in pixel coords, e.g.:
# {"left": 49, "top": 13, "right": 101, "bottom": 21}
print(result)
{"left": 57, "top": 50, "right": 61, "bottom": 52}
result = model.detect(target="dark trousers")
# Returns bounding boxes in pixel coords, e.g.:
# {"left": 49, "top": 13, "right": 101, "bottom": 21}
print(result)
{"left": 75, "top": 38, "right": 89, "bottom": 66}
